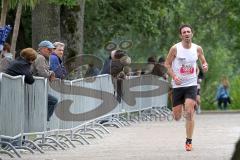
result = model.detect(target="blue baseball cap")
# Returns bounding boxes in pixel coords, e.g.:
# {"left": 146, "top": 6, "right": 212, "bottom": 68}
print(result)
{"left": 38, "top": 40, "right": 55, "bottom": 49}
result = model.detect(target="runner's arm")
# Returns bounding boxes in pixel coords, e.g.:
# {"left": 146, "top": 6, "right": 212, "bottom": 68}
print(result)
{"left": 197, "top": 46, "right": 208, "bottom": 72}
{"left": 165, "top": 45, "right": 177, "bottom": 79}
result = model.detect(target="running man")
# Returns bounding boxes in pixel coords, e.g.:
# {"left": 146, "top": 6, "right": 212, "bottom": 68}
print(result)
{"left": 165, "top": 24, "right": 208, "bottom": 151}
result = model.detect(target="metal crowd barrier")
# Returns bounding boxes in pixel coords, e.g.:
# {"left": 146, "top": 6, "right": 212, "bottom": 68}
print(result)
{"left": 0, "top": 73, "right": 25, "bottom": 158}
{"left": 0, "top": 73, "right": 25, "bottom": 137}
{"left": 24, "top": 77, "right": 48, "bottom": 133}
{"left": 0, "top": 73, "right": 170, "bottom": 158}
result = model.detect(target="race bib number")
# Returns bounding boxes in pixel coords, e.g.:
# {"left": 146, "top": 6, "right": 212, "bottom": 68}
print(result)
{"left": 179, "top": 64, "right": 194, "bottom": 75}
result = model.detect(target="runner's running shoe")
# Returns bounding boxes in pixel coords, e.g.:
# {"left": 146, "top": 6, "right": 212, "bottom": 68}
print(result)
{"left": 185, "top": 143, "right": 192, "bottom": 151}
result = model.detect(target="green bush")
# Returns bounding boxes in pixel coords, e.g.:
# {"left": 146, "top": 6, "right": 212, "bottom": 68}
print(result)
{"left": 229, "top": 75, "right": 240, "bottom": 109}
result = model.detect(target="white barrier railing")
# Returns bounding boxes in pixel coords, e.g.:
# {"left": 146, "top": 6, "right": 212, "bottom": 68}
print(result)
{"left": 0, "top": 73, "right": 25, "bottom": 137}
{"left": 0, "top": 73, "right": 169, "bottom": 137}
{"left": 24, "top": 77, "right": 48, "bottom": 133}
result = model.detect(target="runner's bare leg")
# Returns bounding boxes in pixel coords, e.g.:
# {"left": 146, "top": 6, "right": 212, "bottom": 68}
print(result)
{"left": 184, "top": 98, "right": 196, "bottom": 139}
{"left": 172, "top": 104, "right": 183, "bottom": 121}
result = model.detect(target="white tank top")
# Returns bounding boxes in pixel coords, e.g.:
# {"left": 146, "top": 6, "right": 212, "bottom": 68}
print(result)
{"left": 171, "top": 42, "right": 198, "bottom": 88}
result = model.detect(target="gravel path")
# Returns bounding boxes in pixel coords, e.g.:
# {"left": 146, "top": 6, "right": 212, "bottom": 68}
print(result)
{"left": 1, "top": 113, "right": 240, "bottom": 160}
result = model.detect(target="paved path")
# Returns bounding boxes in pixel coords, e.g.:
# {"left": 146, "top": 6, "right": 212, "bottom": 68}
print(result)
{"left": 2, "top": 113, "right": 240, "bottom": 160}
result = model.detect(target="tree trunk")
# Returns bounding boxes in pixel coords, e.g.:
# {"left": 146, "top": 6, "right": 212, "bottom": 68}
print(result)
{"left": 61, "top": 0, "right": 85, "bottom": 59}
{"left": 31, "top": 0, "right": 61, "bottom": 49}
{"left": 10, "top": 2, "right": 22, "bottom": 57}
{"left": 0, "top": 0, "right": 9, "bottom": 27}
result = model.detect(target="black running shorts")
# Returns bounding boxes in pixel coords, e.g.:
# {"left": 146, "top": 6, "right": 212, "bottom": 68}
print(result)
{"left": 172, "top": 86, "right": 197, "bottom": 107}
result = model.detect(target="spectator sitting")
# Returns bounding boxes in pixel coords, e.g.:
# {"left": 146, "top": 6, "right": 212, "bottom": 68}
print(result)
{"left": 0, "top": 43, "right": 13, "bottom": 72}
{"left": 3, "top": 48, "right": 37, "bottom": 147}
{"left": 100, "top": 50, "right": 113, "bottom": 74}
{"left": 5, "top": 48, "right": 37, "bottom": 84}
{"left": 110, "top": 50, "right": 131, "bottom": 103}
{"left": 85, "top": 63, "right": 100, "bottom": 77}
{"left": 152, "top": 56, "right": 168, "bottom": 80}
{"left": 32, "top": 40, "right": 58, "bottom": 121}
{"left": 110, "top": 50, "right": 131, "bottom": 78}
{"left": 133, "top": 68, "right": 142, "bottom": 76}
{"left": 144, "top": 56, "right": 157, "bottom": 74}
{"left": 50, "top": 42, "right": 67, "bottom": 79}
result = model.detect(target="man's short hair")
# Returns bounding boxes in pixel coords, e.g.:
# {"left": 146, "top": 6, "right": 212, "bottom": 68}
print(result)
{"left": 53, "top": 42, "right": 65, "bottom": 49}
{"left": 179, "top": 24, "right": 193, "bottom": 34}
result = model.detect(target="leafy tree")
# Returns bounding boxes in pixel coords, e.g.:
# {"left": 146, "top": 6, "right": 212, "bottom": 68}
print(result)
{"left": 10, "top": 1, "right": 22, "bottom": 54}
{"left": 1, "top": 0, "right": 39, "bottom": 54}
{"left": 83, "top": 0, "right": 240, "bottom": 109}
{"left": 84, "top": 0, "right": 164, "bottom": 56}
{"left": 60, "top": 0, "right": 85, "bottom": 58}
{"left": 0, "top": 0, "right": 9, "bottom": 26}
{"left": 1, "top": 0, "right": 77, "bottom": 53}
{"left": 2, "top": 0, "right": 240, "bottom": 109}
{"left": 31, "top": 0, "right": 79, "bottom": 52}
{"left": 32, "top": 0, "right": 61, "bottom": 48}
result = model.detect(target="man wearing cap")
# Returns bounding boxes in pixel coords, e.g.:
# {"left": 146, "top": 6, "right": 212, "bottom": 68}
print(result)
{"left": 32, "top": 40, "right": 58, "bottom": 121}
{"left": 32, "top": 40, "right": 55, "bottom": 79}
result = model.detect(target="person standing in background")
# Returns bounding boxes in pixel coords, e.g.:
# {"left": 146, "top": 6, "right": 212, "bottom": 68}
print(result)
{"left": 216, "top": 76, "right": 230, "bottom": 110}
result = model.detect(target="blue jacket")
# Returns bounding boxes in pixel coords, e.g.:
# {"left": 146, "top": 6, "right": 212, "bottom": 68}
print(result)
{"left": 100, "top": 56, "right": 111, "bottom": 74}
{"left": 85, "top": 66, "right": 100, "bottom": 77}
{"left": 50, "top": 53, "right": 67, "bottom": 79}
{"left": 216, "top": 84, "right": 229, "bottom": 99}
